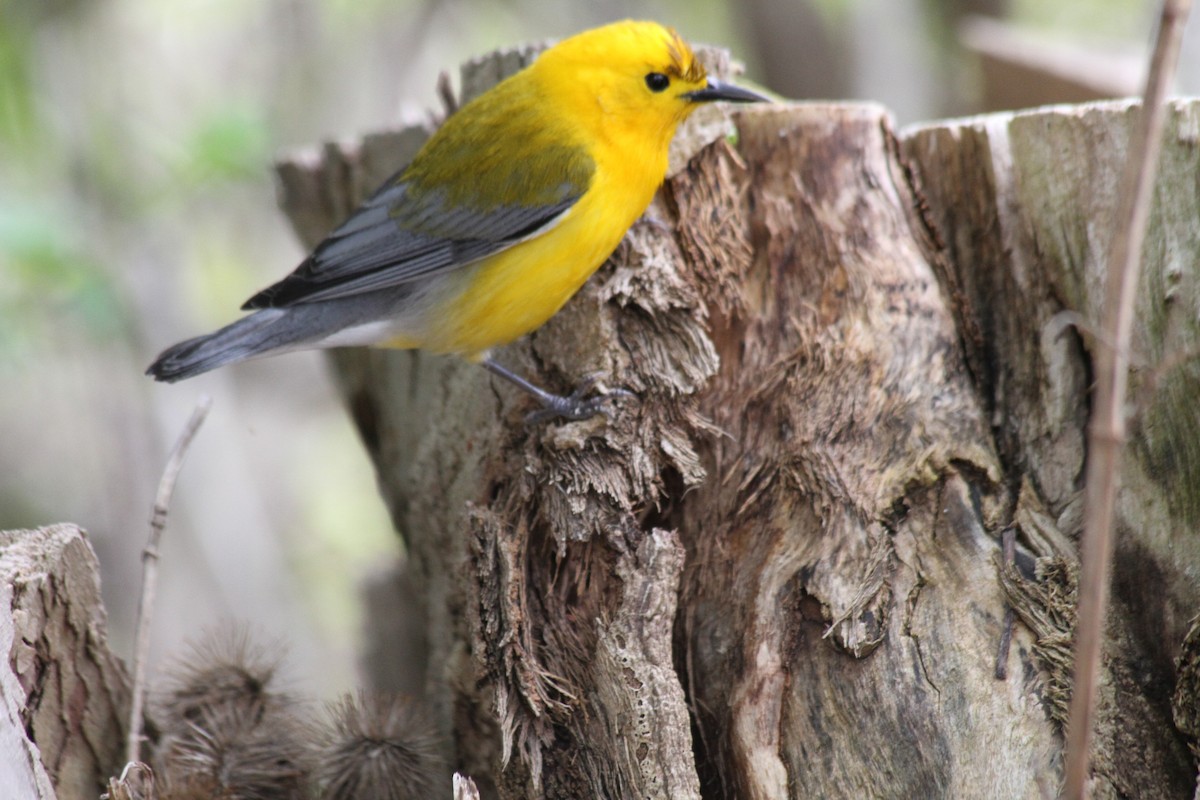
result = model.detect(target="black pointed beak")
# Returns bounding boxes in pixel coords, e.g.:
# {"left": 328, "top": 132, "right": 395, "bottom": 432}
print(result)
{"left": 683, "top": 79, "right": 769, "bottom": 104}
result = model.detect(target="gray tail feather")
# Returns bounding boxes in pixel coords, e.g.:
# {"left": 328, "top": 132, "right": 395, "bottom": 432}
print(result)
{"left": 146, "top": 309, "right": 291, "bottom": 383}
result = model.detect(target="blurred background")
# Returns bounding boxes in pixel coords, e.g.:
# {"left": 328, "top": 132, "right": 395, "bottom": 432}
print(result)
{"left": 1, "top": 0, "right": 1197, "bottom": 699}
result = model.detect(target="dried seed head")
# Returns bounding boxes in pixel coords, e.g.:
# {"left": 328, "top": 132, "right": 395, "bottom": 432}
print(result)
{"left": 156, "top": 625, "right": 285, "bottom": 728}
{"left": 151, "top": 625, "right": 311, "bottom": 799}
{"left": 315, "top": 691, "right": 442, "bottom": 800}
{"left": 158, "top": 702, "right": 312, "bottom": 800}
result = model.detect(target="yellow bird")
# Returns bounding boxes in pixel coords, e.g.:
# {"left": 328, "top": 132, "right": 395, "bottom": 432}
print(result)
{"left": 148, "top": 20, "right": 766, "bottom": 419}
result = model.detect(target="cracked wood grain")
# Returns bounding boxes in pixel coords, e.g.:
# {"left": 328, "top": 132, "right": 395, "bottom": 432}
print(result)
{"left": 674, "top": 104, "right": 1052, "bottom": 799}
{"left": 273, "top": 41, "right": 1200, "bottom": 796}
{"left": 1, "top": 525, "right": 130, "bottom": 800}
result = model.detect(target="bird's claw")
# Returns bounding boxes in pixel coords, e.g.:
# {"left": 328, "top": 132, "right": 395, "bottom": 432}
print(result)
{"left": 524, "top": 374, "right": 635, "bottom": 424}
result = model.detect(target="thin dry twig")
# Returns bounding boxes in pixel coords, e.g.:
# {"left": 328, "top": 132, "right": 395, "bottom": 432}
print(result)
{"left": 126, "top": 395, "right": 214, "bottom": 765}
{"left": 994, "top": 526, "right": 1017, "bottom": 681}
{"left": 1063, "top": 1, "right": 1192, "bottom": 797}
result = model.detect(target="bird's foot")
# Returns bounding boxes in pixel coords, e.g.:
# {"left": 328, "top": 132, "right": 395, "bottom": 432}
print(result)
{"left": 523, "top": 374, "right": 634, "bottom": 424}
{"left": 480, "top": 359, "right": 633, "bottom": 424}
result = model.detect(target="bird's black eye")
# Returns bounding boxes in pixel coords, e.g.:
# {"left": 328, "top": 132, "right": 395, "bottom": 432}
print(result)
{"left": 645, "top": 72, "right": 670, "bottom": 93}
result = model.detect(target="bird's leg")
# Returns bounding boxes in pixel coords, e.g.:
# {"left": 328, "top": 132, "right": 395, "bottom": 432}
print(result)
{"left": 482, "top": 358, "right": 633, "bottom": 423}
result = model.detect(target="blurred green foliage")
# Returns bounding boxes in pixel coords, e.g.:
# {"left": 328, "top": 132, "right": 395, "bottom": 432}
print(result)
{"left": 0, "top": 11, "right": 36, "bottom": 151}
{"left": 0, "top": 202, "right": 126, "bottom": 354}
{"left": 172, "top": 104, "right": 271, "bottom": 185}
{"left": 0, "top": 0, "right": 277, "bottom": 359}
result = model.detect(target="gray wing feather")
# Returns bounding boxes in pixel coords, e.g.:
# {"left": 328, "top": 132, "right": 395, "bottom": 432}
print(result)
{"left": 243, "top": 178, "right": 579, "bottom": 309}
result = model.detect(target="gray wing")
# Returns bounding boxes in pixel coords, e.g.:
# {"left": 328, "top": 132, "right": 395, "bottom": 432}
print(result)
{"left": 243, "top": 177, "right": 581, "bottom": 309}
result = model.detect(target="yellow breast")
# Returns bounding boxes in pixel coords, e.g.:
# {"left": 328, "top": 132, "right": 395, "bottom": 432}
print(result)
{"left": 412, "top": 154, "right": 663, "bottom": 359}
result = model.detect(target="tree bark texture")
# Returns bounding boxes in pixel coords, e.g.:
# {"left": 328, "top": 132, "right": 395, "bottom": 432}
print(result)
{"left": 905, "top": 100, "right": 1200, "bottom": 798}
{"left": 275, "top": 47, "right": 1200, "bottom": 798}
{"left": 1, "top": 524, "right": 131, "bottom": 800}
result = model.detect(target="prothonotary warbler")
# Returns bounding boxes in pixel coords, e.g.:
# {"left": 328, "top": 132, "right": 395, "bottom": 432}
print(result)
{"left": 147, "top": 20, "right": 767, "bottom": 420}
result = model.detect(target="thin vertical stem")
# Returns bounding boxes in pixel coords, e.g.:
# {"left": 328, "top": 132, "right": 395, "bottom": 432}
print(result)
{"left": 126, "top": 396, "right": 213, "bottom": 765}
{"left": 1061, "top": 1, "right": 1191, "bottom": 797}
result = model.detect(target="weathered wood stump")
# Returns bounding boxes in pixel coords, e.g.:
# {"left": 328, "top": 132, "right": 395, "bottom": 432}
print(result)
{"left": 271, "top": 77, "right": 1200, "bottom": 799}
{"left": 1, "top": 524, "right": 130, "bottom": 800}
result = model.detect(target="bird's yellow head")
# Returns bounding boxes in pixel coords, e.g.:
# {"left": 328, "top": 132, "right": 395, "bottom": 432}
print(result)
{"left": 531, "top": 21, "right": 764, "bottom": 155}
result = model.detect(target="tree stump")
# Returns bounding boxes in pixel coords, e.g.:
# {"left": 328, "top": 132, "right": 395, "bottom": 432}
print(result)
{"left": 274, "top": 46, "right": 1200, "bottom": 797}
{"left": 1, "top": 524, "right": 130, "bottom": 800}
